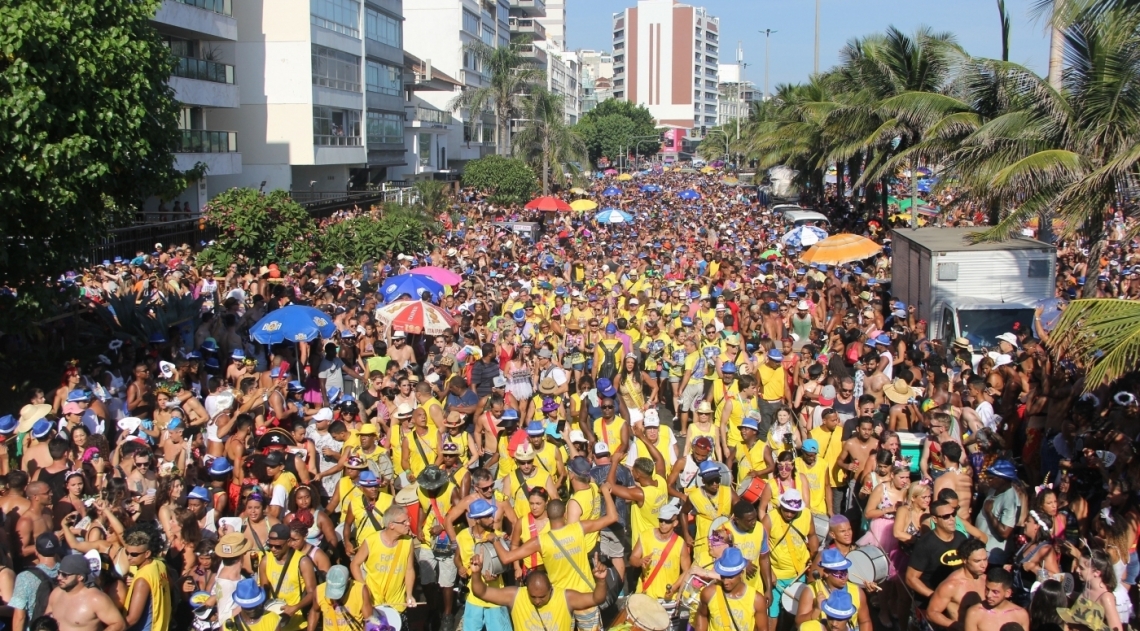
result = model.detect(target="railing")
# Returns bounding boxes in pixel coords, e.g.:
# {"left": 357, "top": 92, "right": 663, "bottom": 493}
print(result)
{"left": 409, "top": 106, "right": 453, "bottom": 125}
{"left": 518, "top": 44, "right": 548, "bottom": 65}
{"left": 509, "top": 17, "right": 546, "bottom": 39}
{"left": 173, "top": 56, "right": 235, "bottom": 84}
{"left": 290, "top": 186, "right": 419, "bottom": 217}
{"left": 509, "top": 0, "right": 546, "bottom": 14}
{"left": 178, "top": 130, "right": 238, "bottom": 153}
{"left": 89, "top": 217, "right": 218, "bottom": 265}
{"left": 314, "top": 135, "right": 363, "bottom": 147}
{"left": 174, "top": 0, "right": 232, "bottom": 16}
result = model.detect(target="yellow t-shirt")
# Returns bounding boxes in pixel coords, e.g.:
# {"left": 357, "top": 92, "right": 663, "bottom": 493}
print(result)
{"left": 758, "top": 363, "right": 786, "bottom": 401}
{"left": 417, "top": 486, "right": 455, "bottom": 549}
{"left": 636, "top": 531, "right": 684, "bottom": 599}
{"left": 347, "top": 492, "right": 394, "bottom": 544}
{"left": 262, "top": 550, "right": 308, "bottom": 630}
{"left": 630, "top": 474, "right": 669, "bottom": 546}
{"left": 361, "top": 534, "right": 414, "bottom": 611}
{"left": 797, "top": 456, "right": 830, "bottom": 515}
{"left": 510, "top": 586, "right": 573, "bottom": 631}
{"left": 405, "top": 429, "right": 439, "bottom": 479}
{"left": 769, "top": 508, "right": 813, "bottom": 580}
{"left": 809, "top": 426, "right": 844, "bottom": 487}
{"left": 316, "top": 582, "right": 365, "bottom": 631}
{"left": 504, "top": 468, "right": 552, "bottom": 519}
{"left": 456, "top": 528, "right": 505, "bottom": 608}
{"left": 569, "top": 483, "right": 601, "bottom": 550}
{"left": 540, "top": 522, "right": 594, "bottom": 592}
{"left": 126, "top": 559, "right": 171, "bottom": 631}
{"left": 736, "top": 441, "right": 768, "bottom": 484}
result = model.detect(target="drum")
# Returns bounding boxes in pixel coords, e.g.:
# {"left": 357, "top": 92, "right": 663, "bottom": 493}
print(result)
{"left": 848, "top": 546, "right": 889, "bottom": 586}
{"left": 813, "top": 514, "right": 831, "bottom": 543}
{"left": 712, "top": 461, "right": 733, "bottom": 487}
{"left": 475, "top": 540, "right": 506, "bottom": 577}
{"left": 619, "top": 594, "right": 671, "bottom": 631}
{"left": 781, "top": 582, "right": 810, "bottom": 614}
{"left": 680, "top": 575, "right": 711, "bottom": 612}
{"left": 264, "top": 599, "right": 287, "bottom": 615}
{"left": 369, "top": 453, "right": 395, "bottom": 481}
{"left": 737, "top": 476, "right": 767, "bottom": 504}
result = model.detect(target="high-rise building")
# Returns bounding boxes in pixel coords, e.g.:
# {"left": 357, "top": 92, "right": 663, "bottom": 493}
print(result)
{"left": 612, "top": 0, "right": 719, "bottom": 133}
{"left": 579, "top": 49, "right": 614, "bottom": 114}
{"left": 717, "top": 62, "right": 758, "bottom": 127}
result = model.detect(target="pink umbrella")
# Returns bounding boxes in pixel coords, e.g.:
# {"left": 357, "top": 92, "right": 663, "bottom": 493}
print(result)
{"left": 604, "top": 168, "right": 618, "bottom": 175}
{"left": 409, "top": 266, "right": 462, "bottom": 286}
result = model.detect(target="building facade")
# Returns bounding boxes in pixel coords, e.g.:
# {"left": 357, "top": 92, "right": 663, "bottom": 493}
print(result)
{"left": 579, "top": 49, "right": 614, "bottom": 113}
{"left": 612, "top": 0, "right": 719, "bottom": 133}
{"left": 716, "top": 62, "right": 758, "bottom": 127}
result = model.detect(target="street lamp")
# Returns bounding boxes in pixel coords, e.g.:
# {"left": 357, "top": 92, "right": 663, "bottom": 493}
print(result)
{"left": 760, "top": 29, "right": 777, "bottom": 101}
{"left": 814, "top": 0, "right": 820, "bottom": 75}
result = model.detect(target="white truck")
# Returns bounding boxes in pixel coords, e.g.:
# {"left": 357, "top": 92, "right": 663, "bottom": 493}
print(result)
{"left": 889, "top": 227, "right": 1056, "bottom": 350}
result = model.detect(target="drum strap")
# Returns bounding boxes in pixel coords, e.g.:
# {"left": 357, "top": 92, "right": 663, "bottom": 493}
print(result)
{"left": 269, "top": 549, "right": 295, "bottom": 600}
{"left": 642, "top": 534, "right": 679, "bottom": 591}
{"left": 719, "top": 587, "right": 744, "bottom": 631}
{"left": 548, "top": 532, "right": 592, "bottom": 585}
{"left": 412, "top": 431, "right": 433, "bottom": 465}
{"left": 527, "top": 514, "right": 541, "bottom": 568}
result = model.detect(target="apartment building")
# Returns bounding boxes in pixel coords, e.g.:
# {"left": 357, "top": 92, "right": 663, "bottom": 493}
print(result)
{"left": 717, "top": 62, "right": 758, "bottom": 127}
{"left": 612, "top": 0, "right": 719, "bottom": 135}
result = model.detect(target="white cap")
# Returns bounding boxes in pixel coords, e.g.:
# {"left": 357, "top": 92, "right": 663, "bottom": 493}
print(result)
{"left": 779, "top": 489, "right": 805, "bottom": 511}
{"left": 569, "top": 429, "right": 587, "bottom": 443}
{"left": 594, "top": 441, "right": 611, "bottom": 455}
{"left": 658, "top": 499, "right": 682, "bottom": 520}
{"left": 996, "top": 332, "right": 1019, "bottom": 347}
{"left": 313, "top": 407, "right": 334, "bottom": 422}
{"left": 492, "top": 375, "right": 508, "bottom": 388}
{"left": 629, "top": 298, "right": 639, "bottom": 305}
{"left": 797, "top": 300, "right": 809, "bottom": 310}
{"left": 643, "top": 409, "right": 661, "bottom": 427}
{"left": 395, "top": 403, "right": 415, "bottom": 418}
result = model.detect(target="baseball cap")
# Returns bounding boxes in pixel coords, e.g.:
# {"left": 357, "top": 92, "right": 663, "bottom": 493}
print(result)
{"left": 268, "top": 524, "right": 292, "bottom": 540}
{"left": 658, "top": 500, "right": 682, "bottom": 521}
{"left": 59, "top": 554, "right": 90, "bottom": 577}
{"left": 801, "top": 439, "right": 820, "bottom": 454}
{"left": 313, "top": 408, "right": 334, "bottom": 422}
{"left": 36, "top": 533, "right": 62, "bottom": 558}
{"left": 818, "top": 385, "right": 836, "bottom": 406}
{"left": 568, "top": 456, "right": 592, "bottom": 477}
{"left": 593, "top": 441, "right": 611, "bottom": 456}
{"left": 324, "top": 565, "right": 351, "bottom": 600}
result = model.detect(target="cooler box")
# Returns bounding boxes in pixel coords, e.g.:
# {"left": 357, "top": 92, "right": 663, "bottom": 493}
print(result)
{"left": 897, "top": 432, "right": 926, "bottom": 473}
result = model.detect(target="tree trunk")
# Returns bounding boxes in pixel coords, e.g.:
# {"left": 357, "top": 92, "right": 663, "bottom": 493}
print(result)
{"left": 835, "top": 160, "right": 846, "bottom": 200}
{"left": 988, "top": 198, "right": 1001, "bottom": 226}
{"left": 880, "top": 177, "right": 889, "bottom": 226}
{"left": 542, "top": 138, "right": 550, "bottom": 195}
{"left": 1082, "top": 216, "right": 1106, "bottom": 298}
{"left": 1047, "top": 0, "right": 1064, "bottom": 91}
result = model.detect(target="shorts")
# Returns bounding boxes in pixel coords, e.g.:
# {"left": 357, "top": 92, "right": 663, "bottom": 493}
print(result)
{"left": 680, "top": 383, "right": 704, "bottom": 412}
{"left": 1127, "top": 551, "right": 1139, "bottom": 585}
{"left": 645, "top": 370, "right": 662, "bottom": 380}
{"left": 769, "top": 578, "right": 798, "bottom": 618}
{"left": 463, "top": 603, "right": 510, "bottom": 631}
{"left": 669, "top": 376, "right": 681, "bottom": 384}
{"left": 599, "top": 529, "right": 626, "bottom": 559}
{"left": 573, "top": 606, "right": 602, "bottom": 631}
{"left": 416, "top": 546, "right": 457, "bottom": 587}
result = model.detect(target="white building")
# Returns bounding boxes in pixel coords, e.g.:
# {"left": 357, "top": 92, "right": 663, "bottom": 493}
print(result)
{"left": 612, "top": 0, "right": 720, "bottom": 135}
{"left": 717, "top": 62, "right": 758, "bottom": 127}
{"left": 579, "top": 49, "right": 614, "bottom": 113}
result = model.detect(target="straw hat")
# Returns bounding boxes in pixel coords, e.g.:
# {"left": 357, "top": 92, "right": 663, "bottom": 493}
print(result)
{"left": 883, "top": 379, "right": 916, "bottom": 404}
{"left": 17, "top": 404, "right": 50, "bottom": 435}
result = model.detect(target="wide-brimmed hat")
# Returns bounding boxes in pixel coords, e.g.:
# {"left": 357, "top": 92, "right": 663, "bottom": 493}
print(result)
{"left": 345, "top": 456, "right": 368, "bottom": 470}
{"left": 695, "top": 400, "right": 713, "bottom": 415}
{"left": 215, "top": 533, "right": 251, "bottom": 559}
{"left": 1057, "top": 597, "right": 1111, "bottom": 631}
{"left": 417, "top": 465, "right": 449, "bottom": 491}
{"left": 883, "top": 379, "right": 915, "bottom": 404}
{"left": 537, "top": 378, "right": 558, "bottom": 395}
{"left": 17, "top": 404, "right": 51, "bottom": 434}
{"left": 987, "top": 459, "right": 1019, "bottom": 481}
{"left": 513, "top": 443, "right": 536, "bottom": 462}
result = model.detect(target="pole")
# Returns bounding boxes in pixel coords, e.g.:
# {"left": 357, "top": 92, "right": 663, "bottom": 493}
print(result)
{"left": 910, "top": 157, "right": 918, "bottom": 229}
{"left": 814, "top": 0, "right": 820, "bottom": 75}
{"left": 761, "top": 30, "right": 776, "bottom": 101}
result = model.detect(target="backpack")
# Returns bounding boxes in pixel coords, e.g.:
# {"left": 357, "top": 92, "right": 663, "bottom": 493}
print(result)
{"left": 27, "top": 567, "right": 54, "bottom": 624}
{"left": 598, "top": 341, "right": 620, "bottom": 380}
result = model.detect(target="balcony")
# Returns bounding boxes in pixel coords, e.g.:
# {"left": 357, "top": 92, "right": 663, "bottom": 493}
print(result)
{"left": 174, "top": 0, "right": 230, "bottom": 14}
{"left": 509, "top": 0, "right": 546, "bottom": 17}
{"left": 315, "top": 135, "right": 363, "bottom": 147}
{"left": 153, "top": 0, "right": 237, "bottom": 41}
{"left": 406, "top": 105, "right": 453, "bottom": 127}
{"left": 173, "top": 56, "right": 234, "bottom": 84}
{"left": 174, "top": 130, "right": 240, "bottom": 175}
{"left": 509, "top": 17, "right": 546, "bottom": 40}
{"left": 518, "top": 44, "right": 548, "bottom": 65}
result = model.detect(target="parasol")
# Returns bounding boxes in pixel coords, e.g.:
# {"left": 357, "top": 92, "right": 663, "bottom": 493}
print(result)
{"left": 409, "top": 266, "right": 462, "bottom": 286}
{"left": 595, "top": 208, "right": 634, "bottom": 224}
{"left": 602, "top": 186, "right": 622, "bottom": 197}
{"left": 617, "top": 173, "right": 633, "bottom": 181}
{"left": 379, "top": 273, "right": 444, "bottom": 303}
{"left": 375, "top": 299, "right": 457, "bottom": 335}
{"left": 524, "top": 196, "right": 572, "bottom": 212}
{"left": 569, "top": 199, "right": 598, "bottom": 211}
{"left": 781, "top": 225, "right": 828, "bottom": 248}
{"left": 250, "top": 305, "right": 337, "bottom": 344}
{"left": 799, "top": 234, "right": 884, "bottom": 265}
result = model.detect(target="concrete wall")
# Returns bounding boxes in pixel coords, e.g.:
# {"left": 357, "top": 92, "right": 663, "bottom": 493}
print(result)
{"left": 153, "top": 0, "right": 238, "bottom": 40}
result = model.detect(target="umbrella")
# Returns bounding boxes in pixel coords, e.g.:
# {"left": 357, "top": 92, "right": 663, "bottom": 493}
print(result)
{"left": 569, "top": 199, "right": 598, "bottom": 211}
{"left": 409, "top": 266, "right": 462, "bottom": 286}
{"left": 722, "top": 177, "right": 739, "bottom": 185}
{"left": 917, "top": 179, "right": 935, "bottom": 194}
{"left": 700, "top": 166, "right": 715, "bottom": 174}
{"left": 524, "top": 196, "right": 572, "bottom": 212}
{"left": 617, "top": 173, "right": 633, "bottom": 181}
{"left": 1036, "top": 298, "right": 1065, "bottom": 332}
{"left": 379, "top": 273, "right": 444, "bottom": 303}
{"left": 916, "top": 166, "right": 933, "bottom": 177}
{"left": 678, "top": 189, "right": 701, "bottom": 200}
{"left": 250, "top": 305, "right": 337, "bottom": 344}
{"left": 758, "top": 249, "right": 781, "bottom": 260}
{"left": 800, "top": 234, "right": 884, "bottom": 265}
{"left": 640, "top": 184, "right": 661, "bottom": 193}
{"left": 375, "top": 299, "right": 457, "bottom": 336}
{"left": 569, "top": 187, "right": 588, "bottom": 195}
{"left": 603, "top": 168, "right": 618, "bottom": 175}
{"left": 595, "top": 208, "right": 633, "bottom": 224}
{"left": 602, "top": 186, "right": 622, "bottom": 197}
{"left": 782, "top": 225, "right": 829, "bottom": 248}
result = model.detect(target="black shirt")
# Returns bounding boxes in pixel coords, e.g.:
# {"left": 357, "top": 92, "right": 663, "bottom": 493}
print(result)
{"left": 908, "top": 530, "right": 968, "bottom": 607}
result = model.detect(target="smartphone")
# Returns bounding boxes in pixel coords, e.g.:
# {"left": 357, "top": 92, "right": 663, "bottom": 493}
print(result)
{"left": 219, "top": 517, "right": 243, "bottom": 532}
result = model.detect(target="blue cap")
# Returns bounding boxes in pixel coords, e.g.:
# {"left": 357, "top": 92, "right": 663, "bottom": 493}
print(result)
{"left": 740, "top": 417, "right": 760, "bottom": 432}
{"left": 867, "top": 279, "right": 877, "bottom": 286}
{"left": 526, "top": 421, "right": 545, "bottom": 437}
{"left": 698, "top": 460, "right": 721, "bottom": 478}
{"left": 854, "top": 267, "right": 863, "bottom": 275}
{"left": 605, "top": 323, "right": 617, "bottom": 334}
{"left": 233, "top": 578, "right": 266, "bottom": 609}
{"left": 187, "top": 486, "right": 210, "bottom": 502}
{"left": 0, "top": 415, "right": 16, "bottom": 435}
{"left": 148, "top": 332, "right": 167, "bottom": 344}
{"left": 681, "top": 317, "right": 693, "bottom": 326}
{"left": 597, "top": 378, "right": 617, "bottom": 398}
{"left": 802, "top": 438, "right": 820, "bottom": 453}
{"left": 545, "top": 423, "right": 562, "bottom": 440}
{"left": 287, "top": 380, "right": 304, "bottom": 392}
{"left": 327, "top": 387, "right": 342, "bottom": 403}
{"left": 721, "top": 361, "right": 737, "bottom": 374}
{"left": 987, "top": 459, "right": 1018, "bottom": 480}
{"left": 209, "top": 457, "right": 234, "bottom": 475}
{"left": 768, "top": 348, "right": 784, "bottom": 361}
{"left": 513, "top": 309, "right": 526, "bottom": 322}
{"left": 167, "top": 417, "right": 183, "bottom": 430}
{"left": 821, "top": 589, "right": 858, "bottom": 620}
{"left": 690, "top": 290, "right": 701, "bottom": 299}
{"left": 501, "top": 408, "right": 519, "bottom": 421}
{"left": 555, "top": 287, "right": 568, "bottom": 296}
{"left": 66, "top": 389, "right": 87, "bottom": 403}
{"left": 714, "top": 547, "right": 747, "bottom": 577}
{"left": 819, "top": 547, "right": 852, "bottom": 571}
{"left": 358, "top": 471, "right": 380, "bottom": 487}
{"left": 32, "top": 419, "right": 53, "bottom": 439}
{"left": 468, "top": 499, "right": 495, "bottom": 519}
{"left": 231, "top": 349, "right": 245, "bottom": 360}
{"left": 270, "top": 367, "right": 281, "bottom": 378}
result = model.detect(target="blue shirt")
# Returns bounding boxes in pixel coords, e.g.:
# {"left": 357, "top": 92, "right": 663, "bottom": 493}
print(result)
{"left": 11, "top": 563, "right": 58, "bottom": 613}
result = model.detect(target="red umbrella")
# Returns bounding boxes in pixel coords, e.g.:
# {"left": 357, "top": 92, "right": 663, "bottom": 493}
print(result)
{"left": 524, "top": 196, "right": 572, "bottom": 212}
{"left": 375, "top": 299, "right": 457, "bottom": 335}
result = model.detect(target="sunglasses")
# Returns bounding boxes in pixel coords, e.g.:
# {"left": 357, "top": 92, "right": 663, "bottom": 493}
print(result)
{"left": 601, "top": 405, "right": 615, "bottom": 410}
{"left": 826, "top": 569, "right": 848, "bottom": 578}
{"left": 267, "top": 542, "right": 286, "bottom": 550}
{"left": 126, "top": 549, "right": 148, "bottom": 558}
{"left": 934, "top": 512, "right": 956, "bottom": 520}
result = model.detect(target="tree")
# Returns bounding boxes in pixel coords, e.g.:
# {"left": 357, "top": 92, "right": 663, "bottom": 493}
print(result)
{"left": 576, "top": 100, "right": 660, "bottom": 163}
{"left": 318, "top": 205, "right": 442, "bottom": 266}
{"left": 449, "top": 40, "right": 545, "bottom": 156}
{"left": 462, "top": 155, "right": 538, "bottom": 205}
{"left": 512, "top": 88, "right": 587, "bottom": 194}
{"left": 576, "top": 115, "right": 638, "bottom": 167}
{"left": 1048, "top": 299, "right": 1140, "bottom": 392}
{"left": 197, "top": 189, "right": 317, "bottom": 268}
{"left": 0, "top": 0, "right": 193, "bottom": 294}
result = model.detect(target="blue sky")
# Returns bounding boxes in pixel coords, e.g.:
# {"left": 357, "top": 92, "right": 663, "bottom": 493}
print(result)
{"left": 567, "top": 0, "right": 1052, "bottom": 88}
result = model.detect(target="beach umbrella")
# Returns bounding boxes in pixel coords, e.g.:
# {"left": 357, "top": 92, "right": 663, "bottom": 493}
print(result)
{"left": 700, "top": 166, "right": 715, "bottom": 174}
{"left": 602, "top": 186, "right": 622, "bottom": 197}
{"left": 374, "top": 299, "right": 457, "bottom": 335}
{"left": 569, "top": 199, "right": 598, "bottom": 211}
{"left": 595, "top": 208, "right": 633, "bottom": 224}
{"left": 379, "top": 273, "right": 444, "bottom": 303}
{"left": 569, "top": 187, "right": 588, "bottom": 195}
{"left": 781, "top": 225, "right": 829, "bottom": 248}
{"left": 409, "top": 266, "right": 462, "bottom": 286}
{"left": 677, "top": 189, "right": 701, "bottom": 200}
{"left": 524, "top": 196, "right": 572, "bottom": 212}
{"left": 758, "top": 249, "right": 781, "bottom": 260}
{"left": 722, "top": 177, "right": 739, "bottom": 185}
{"left": 800, "top": 234, "right": 884, "bottom": 265}
{"left": 640, "top": 184, "right": 661, "bottom": 193}
{"left": 617, "top": 173, "right": 634, "bottom": 181}
{"left": 603, "top": 168, "right": 618, "bottom": 175}
{"left": 917, "top": 179, "right": 934, "bottom": 194}
{"left": 250, "top": 305, "right": 337, "bottom": 344}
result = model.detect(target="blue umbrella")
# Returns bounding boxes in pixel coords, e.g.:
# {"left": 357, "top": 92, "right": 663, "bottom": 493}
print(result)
{"left": 781, "top": 225, "right": 829, "bottom": 248}
{"left": 677, "top": 189, "right": 701, "bottom": 200}
{"left": 640, "top": 184, "right": 661, "bottom": 193}
{"left": 250, "top": 305, "right": 337, "bottom": 344}
{"left": 1036, "top": 297, "right": 1065, "bottom": 332}
{"left": 379, "top": 273, "right": 443, "bottom": 304}
{"left": 602, "top": 186, "right": 622, "bottom": 197}
{"left": 595, "top": 208, "right": 634, "bottom": 224}
{"left": 917, "top": 178, "right": 936, "bottom": 193}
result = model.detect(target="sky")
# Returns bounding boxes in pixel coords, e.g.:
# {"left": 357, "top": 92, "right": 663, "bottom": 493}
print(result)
{"left": 567, "top": 0, "right": 1053, "bottom": 90}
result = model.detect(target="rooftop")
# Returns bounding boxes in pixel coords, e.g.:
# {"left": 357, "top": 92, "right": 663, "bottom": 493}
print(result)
{"left": 890, "top": 227, "right": 1055, "bottom": 253}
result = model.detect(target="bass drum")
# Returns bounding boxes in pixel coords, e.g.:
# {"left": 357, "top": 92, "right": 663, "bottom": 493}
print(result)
{"left": 736, "top": 476, "right": 767, "bottom": 504}
{"left": 847, "top": 546, "right": 889, "bottom": 587}
{"left": 813, "top": 513, "right": 831, "bottom": 544}
{"left": 475, "top": 540, "right": 507, "bottom": 577}
{"left": 781, "top": 582, "right": 810, "bottom": 614}
{"left": 712, "top": 461, "right": 733, "bottom": 487}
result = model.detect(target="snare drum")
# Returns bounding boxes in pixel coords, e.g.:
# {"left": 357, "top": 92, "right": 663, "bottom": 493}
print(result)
{"left": 264, "top": 599, "right": 287, "bottom": 615}
{"left": 813, "top": 513, "right": 831, "bottom": 543}
{"left": 848, "top": 546, "right": 890, "bottom": 586}
{"left": 681, "top": 575, "right": 711, "bottom": 612}
{"left": 780, "top": 582, "right": 810, "bottom": 614}
{"left": 737, "top": 476, "right": 767, "bottom": 504}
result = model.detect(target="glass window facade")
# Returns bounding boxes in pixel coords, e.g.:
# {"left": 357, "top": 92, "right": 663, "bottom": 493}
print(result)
{"left": 311, "top": 0, "right": 360, "bottom": 38}
{"left": 367, "top": 111, "right": 403, "bottom": 145}
{"left": 312, "top": 45, "right": 361, "bottom": 92}
{"left": 365, "top": 9, "right": 400, "bottom": 47}
{"left": 366, "top": 60, "right": 402, "bottom": 96}
{"left": 313, "top": 106, "right": 362, "bottom": 145}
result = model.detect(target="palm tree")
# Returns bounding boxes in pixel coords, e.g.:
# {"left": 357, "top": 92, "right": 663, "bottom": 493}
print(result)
{"left": 1048, "top": 299, "right": 1140, "bottom": 391}
{"left": 511, "top": 88, "right": 587, "bottom": 194}
{"left": 448, "top": 40, "right": 545, "bottom": 156}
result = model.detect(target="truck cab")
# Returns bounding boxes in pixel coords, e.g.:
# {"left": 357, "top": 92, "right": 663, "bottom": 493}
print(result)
{"left": 932, "top": 297, "right": 1036, "bottom": 352}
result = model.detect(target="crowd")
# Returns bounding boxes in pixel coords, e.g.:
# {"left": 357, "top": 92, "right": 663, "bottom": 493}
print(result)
{"left": 3, "top": 165, "right": 1138, "bottom": 631}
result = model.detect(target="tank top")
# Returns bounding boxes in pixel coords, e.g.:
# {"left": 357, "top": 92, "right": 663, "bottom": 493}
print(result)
{"left": 707, "top": 584, "right": 758, "bottom": 631}
{"left": 510, "top": 586, "right": 574, "bottom": 631}
{"left": 731, "top": 522, "right": 770, "bottom": 593}
{"left": 569, "top": 484, "right": 601, "bottom": 550}
{"left": 510, "top": 469, "right": 552, "bottom": 519}
{"left": 521, "top": 512, "right": 549, "bottom": 570}
{"left": 126, "top": 559, "right": 171, "bottom": 631}
{"left": 213, "top": 575, "right": 240, "bottom": 628}
{"left": 686, "top": 485, "right": 732, "bottom": 566}
{"left": 637, "top": 531, "right": 683, "bottom": 599}
{"left": 540, "top": 523, "right": 594, "bottom": 592}
{"left": 363, "top": 535, "right": 414, "bottom": 612}
{"left": 630, "top": 475, "right": 669, "bottom": 547}
{"left": 769, "top": 509, "right": 813, "bottom": 580}
{"left": 262, "top": 551, "right": 307, "bottom": 630}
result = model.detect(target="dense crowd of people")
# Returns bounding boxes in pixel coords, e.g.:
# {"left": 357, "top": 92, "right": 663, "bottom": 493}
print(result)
{"left": 3, "top": 166, "right": 1137, "bottom": 631}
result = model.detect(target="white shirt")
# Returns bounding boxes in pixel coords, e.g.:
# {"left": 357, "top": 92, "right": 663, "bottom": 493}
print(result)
{"left": 976, "top": 401, "right": 998, "bottom": 431}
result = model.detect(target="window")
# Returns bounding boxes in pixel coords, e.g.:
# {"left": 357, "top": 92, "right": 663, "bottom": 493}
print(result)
{"left": 463, "top": 50, "right": 482, "bottom": 73}
{"left": 482, "top": 24, "right": 494, "bottom": 46}
{"left": 499, "top": 35, "right": 509, "bottom": 48}
{"left": 614, "top": 42, "right": 623, "bottom": 50}
{"left": 367, "top": 111, "right": 403, "bottom": 145}
{"left": 694, "top": 90, "right": 700, "bottom": 101}
{"left": 312, "top": 45, "right": 361, "bottom": 92}
{"left": 614, "top": 29, "right": 624, "bottom": 39}
{"left": 418, "top": 132, "right": 432, "bottom": 166}
{"left": 462, "top": 10, "right": 480, "bottom": 35}
{"left": 481, "top": 124, "right": 494, "bottom": 144}
{"left": 613, "top": 54, "right": 623, "bottom": 63}
{"left": 1028, "top": 259, "right": 1050, "bottom": 278}
{"left": 313, "top": 106, "right": 361, "bottom": 145}
{"left": 614, "top": 91, "right": 623, "bottom": 99}
{"left": 365, "top": 9, "right": 400, "bottom": 47}
{"left": 366, "top": 60, "right": 401, "bottom": 96}
{"left": 311, "top": 0, "right": 360, "bottom": 38}
{"left": 613, "top": 78, "right": 623, "bottom": 87}
{"left": 497, "top": 3, "right": 508, "bottom": 24}
{"left": 705, "top": 80, "right": 716, "bottom": 89}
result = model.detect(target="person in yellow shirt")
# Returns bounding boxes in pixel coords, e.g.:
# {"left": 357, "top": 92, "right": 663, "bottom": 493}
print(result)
{"left": 525, "top": 420, "right": 566, "bottom": 487}
{"left": 341, "top": 470, "right": 394, "bottom": 556}
{"left": 757, "top": 348, "right": 789, "bottom": 434}
{"left": 327, "top": 456, "right": 366, "bottom": 519}
{"left": 259, "top": 523, "right": 317, "bottom": 631}
{"left": 632, "top": 410, "right": 677, "bottom": 465}
{"left": 592, "top": 385, "right": 629, "bottom": 456}
{"left": 230, "top": 578, "right": 284, "bottom": 631}
{"left": 454, "top": 498, "right": 511, "bottom": 631}
{"left": 500, "top": 443, "right": 559, "bottom": 519}
{"left": 734, "top": 416, "right": 769, "bottom": 486}
{"left": 695, "top": 546, "right": 769, "bottom": 631}
{"left": 793, "top": 549, "right": 871, "bottom": 630}
{"left": 796, "top": 439, "right": 834, "bottom": 517}
{"left": 415, "top": 465, "right": 459, "bottom": 631}
{"left": 123, "top": 530, "right": 172, "bottom": 631}
{"left": 684, "top": 460, "right": 734, "bottom": 566}
{"left": 264, "top": 450, "right": 298, "bottom": 521}
{"left": 809, "top": 409, "right": 845, "bottom": 513}
{"left": 797, "top": 588, "right": 861, "bottom": 631}
{"left": 401, "top": 407, "right": 442, "bottom": 482}
{"left": 607, "top": 424, "right": 669, "bottom": 549}
{"left": 628, "top": 500, "right": 690, "bottom": 600}
{"left": 761, "top": 489, "right": 819, "bottom": 625}
{"left": 414, "top": 381, "right": 447, "bottom": 433}
{"left": 308, "top": 565, "right": 365, "bottom": 631}
{"left": 469, "top": 553, "right": 608, "bottom": 631}
{"left": 728, "top": 499, "right": 776, "bottom": 599}
{"left": 350, "top": 505, "right": 416, "bottom": 616}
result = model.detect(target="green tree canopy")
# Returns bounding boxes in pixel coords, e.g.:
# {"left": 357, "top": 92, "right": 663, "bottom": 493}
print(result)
{"left": 198, "top": 189, "right": 317, "bottom": 269}
{"left": 0, "top": 0, "right": 191, "bottom": 290}
{"left": 462, "top": 155, "right": 538, "bottom": 205}
{"left": 576, "top": 100, "right": 660, "bottom": 164}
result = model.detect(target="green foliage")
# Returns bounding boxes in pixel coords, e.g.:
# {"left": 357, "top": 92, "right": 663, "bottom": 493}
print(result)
{"left": 317, "top": 205, "right": 442, "bottom": 265}
{"left": 0, "top": 0, "right": 193, "bottom": 290}
{"left": 449, "top": 41, "right": 546, "bottom": 156}
{"left": 462, "top": 156, "right": 538, "bottom": 205}
{"left": 576, "top": 100, "right": 660, "bottom": 163}
{"left": 197, "top": 189, "right": 317, "bottom": 269}
{"left": 513, "top": 88, "right": 588, "bottom": 194}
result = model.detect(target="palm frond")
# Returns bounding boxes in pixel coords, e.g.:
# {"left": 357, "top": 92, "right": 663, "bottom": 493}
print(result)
{"left": 1049, "top": 298, "right": 1140, "bottom": 391}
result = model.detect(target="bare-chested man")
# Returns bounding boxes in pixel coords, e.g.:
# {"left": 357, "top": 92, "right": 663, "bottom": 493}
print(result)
{"left": 45, "top": 554, "right": 126, "bottom": 631}
{"left": 933, "top": 442, "right": 974, "bottom": 520}
{"left": 0, "top": 472, "right": 32, "bottom": 558}
{"left": 225, "top": 415, "right": 253, "bottom": 482}
{"left": 926, "top": 537, "right": 988, "bottom": 631}
{"left": 863, "top": 350, "right": 890, "bottom": 406}
{"left": 387, "top": 330, "right": 415, "bottom": 367}
{"left": 961, "top": 567, "right": 1028, "bottom": 631}
{"left": 837, "top": 417, "right": 878, "bottom": 489}
{"left": 16, "top": 482, "right": 54, "bottom": 568}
